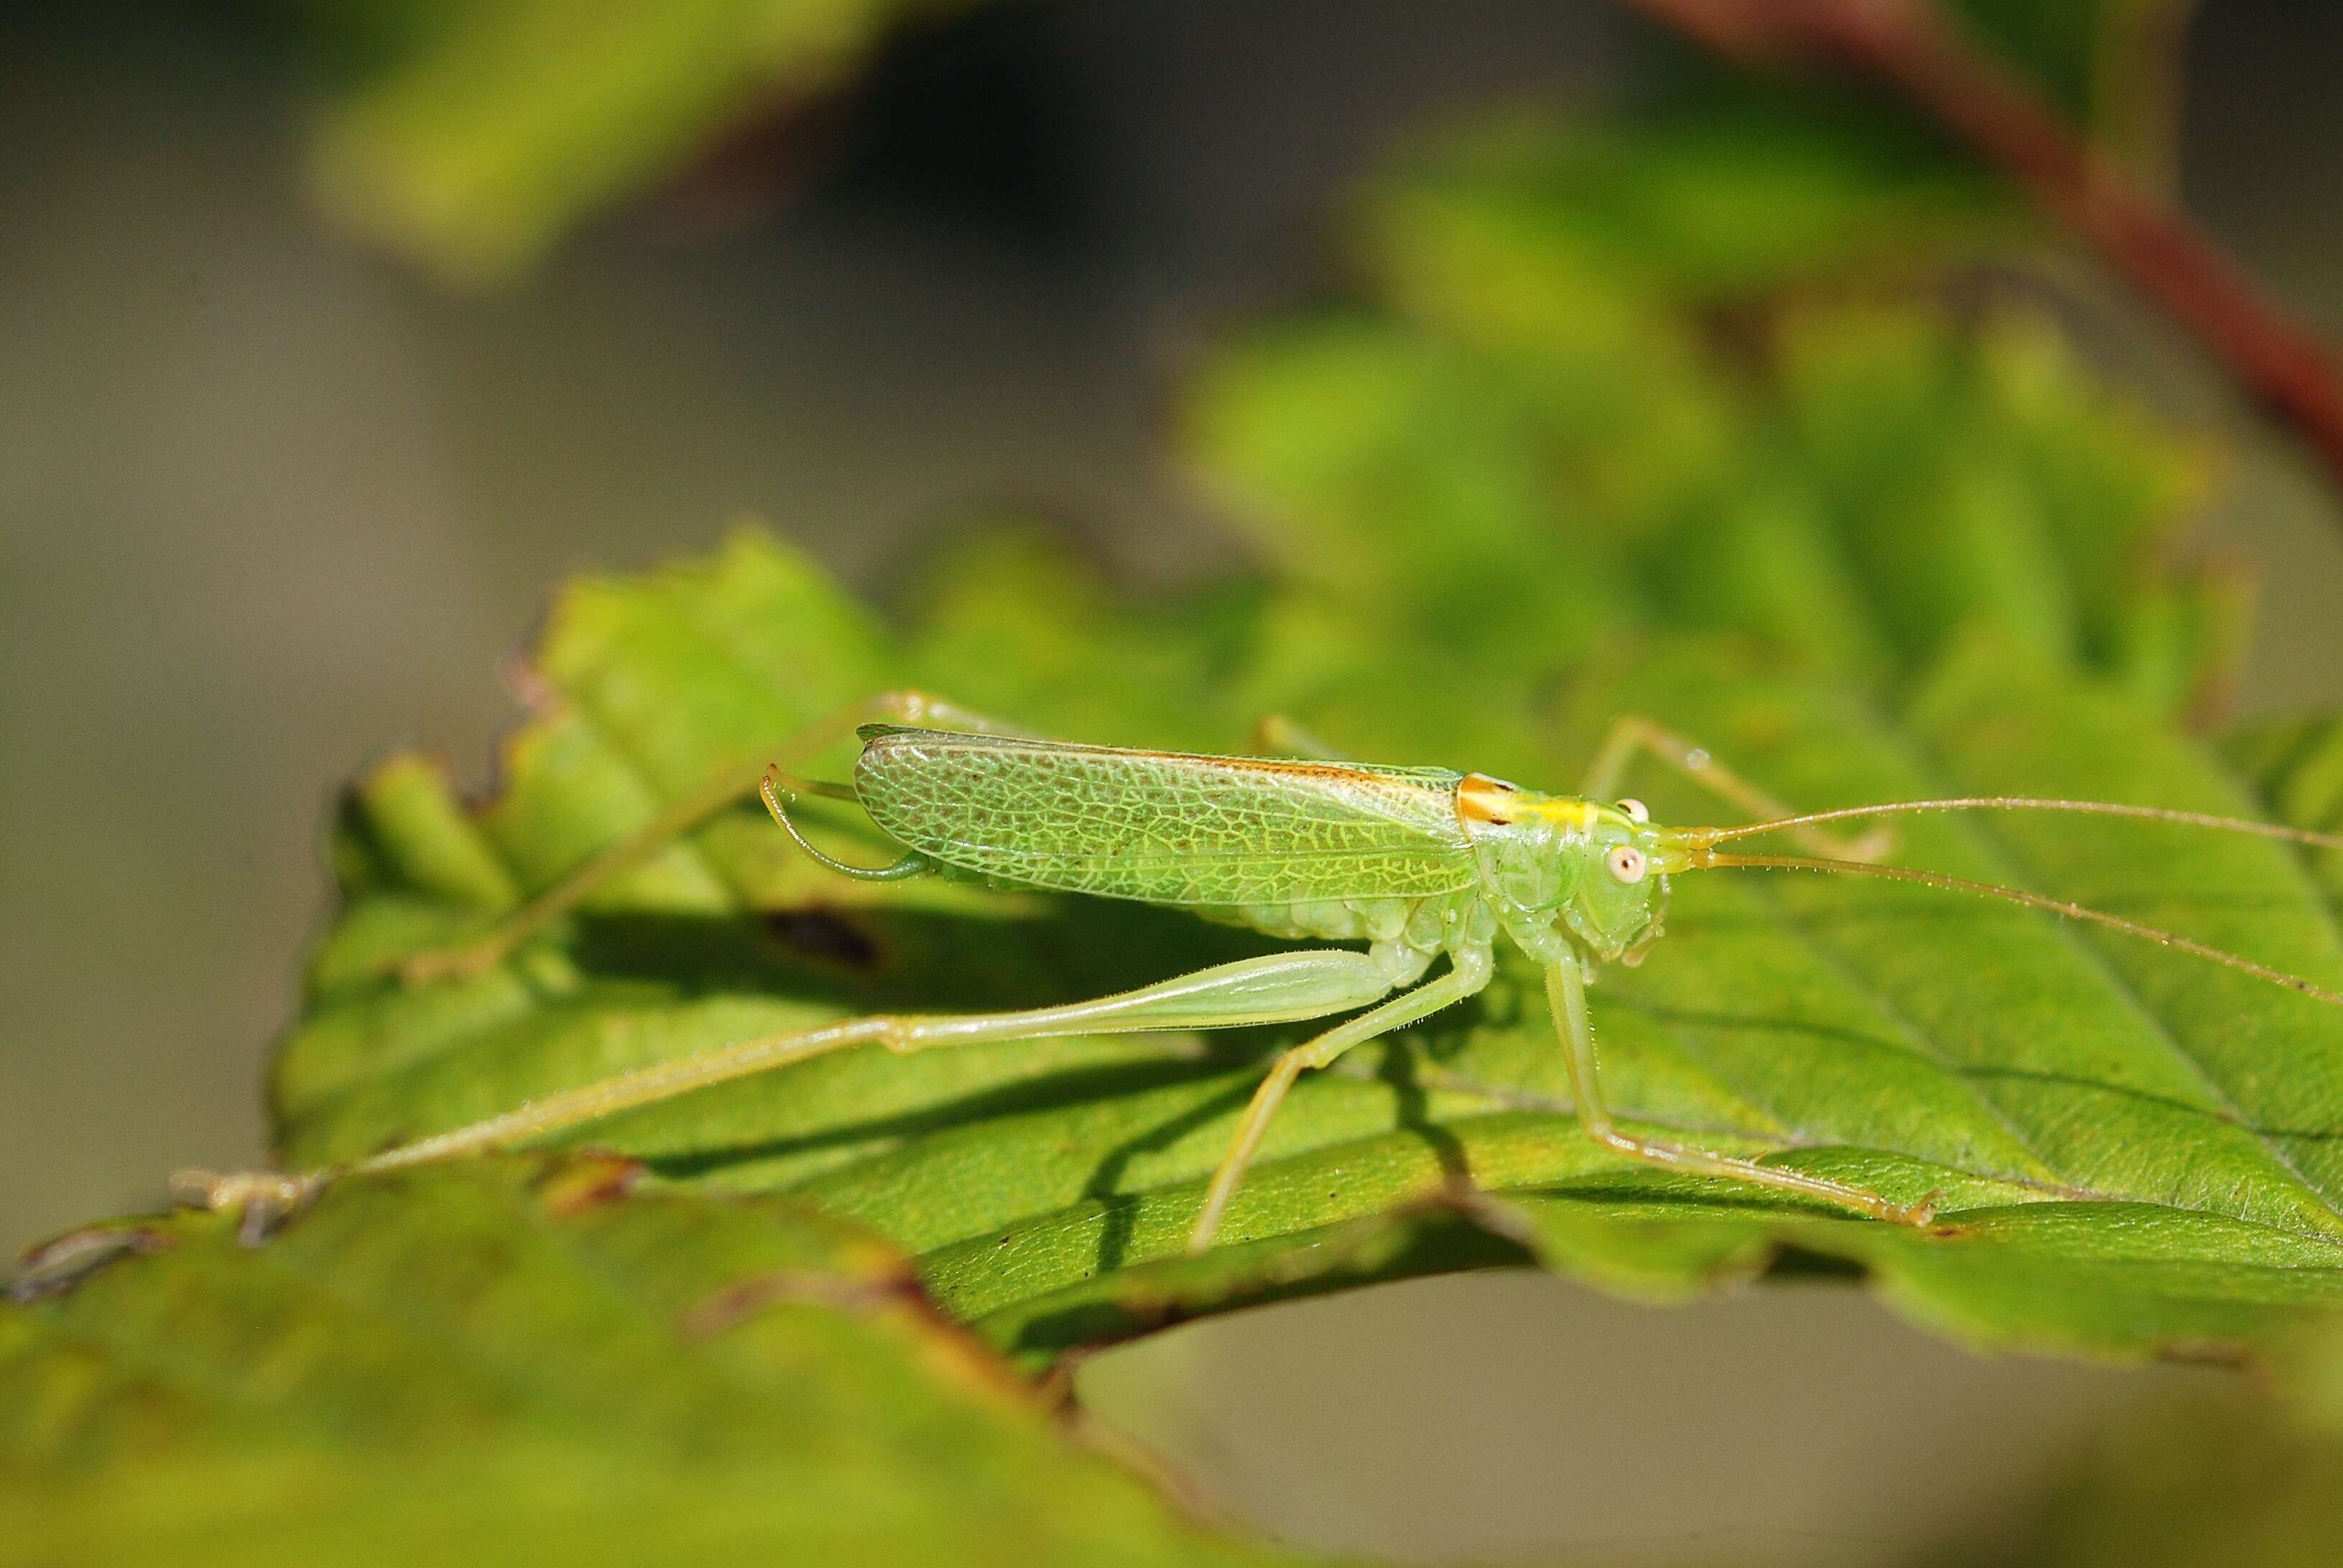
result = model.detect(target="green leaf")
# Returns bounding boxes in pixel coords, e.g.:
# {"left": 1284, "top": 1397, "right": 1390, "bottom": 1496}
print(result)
{"left": 1359, "top": 109, "right": 2000, "bottom": 335}
{"left": 2229, "top": 712, "right": 2343, "bottom": 914}
{"left": 0, "top": 1158, "right": 1341, "bottom": 1567}
{"left": 269, "top": 526, "right": 2343, "bottom": 1371}
{"left": 284, "top": 0, "right": 980, "bottom": 284}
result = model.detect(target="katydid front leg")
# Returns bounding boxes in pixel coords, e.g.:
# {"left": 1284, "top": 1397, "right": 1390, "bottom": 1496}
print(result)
{"left": 1543, "top": 959, "right": 1936, "bottom": 1225}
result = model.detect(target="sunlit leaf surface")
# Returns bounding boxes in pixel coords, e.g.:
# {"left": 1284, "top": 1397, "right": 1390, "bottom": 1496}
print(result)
{"left": 0, "top": 1158, "right": 1343, "bottom": 1567}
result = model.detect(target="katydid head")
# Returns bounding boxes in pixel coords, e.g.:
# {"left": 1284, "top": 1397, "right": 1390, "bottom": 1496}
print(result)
{"left": 1459, "top": 776, "right": 1671, "bottom": 965}
{"left": 1568, "top": 804, "right": 1673, "bottom": 964}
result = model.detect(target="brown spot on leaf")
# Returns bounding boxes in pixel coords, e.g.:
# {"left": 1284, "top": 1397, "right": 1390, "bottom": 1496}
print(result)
{"left": 680, "top": 1266, "right": 924, "bottom": 1339}
{"left": 535, "top": 1154, "right": 648, "bottom": 1216}
{"left": 684, "top": 1250, "right": 1038, "bottom": 1407}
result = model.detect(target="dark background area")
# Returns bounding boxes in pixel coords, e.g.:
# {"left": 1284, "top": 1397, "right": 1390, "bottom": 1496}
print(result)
{"left": 6, "top": 4, "right": 2342, "bottom": 1562}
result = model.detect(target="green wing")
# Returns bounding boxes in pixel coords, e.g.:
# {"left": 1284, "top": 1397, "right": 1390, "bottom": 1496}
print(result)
{"left": 851, "top": 727, "right": 1476, "bottom": 906}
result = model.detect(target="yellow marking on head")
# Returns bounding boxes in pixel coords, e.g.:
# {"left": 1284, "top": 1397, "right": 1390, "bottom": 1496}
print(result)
{"left": 1525, "top": 798, "right": 1602, "bottom": 830}
{"left": 1457, "top": 774, "right": 1520, "bottom": 825}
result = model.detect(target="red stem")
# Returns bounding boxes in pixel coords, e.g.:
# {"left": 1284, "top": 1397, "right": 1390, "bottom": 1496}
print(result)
{"left": 1633, "top": 0, "right": 2343, "bottom": 497}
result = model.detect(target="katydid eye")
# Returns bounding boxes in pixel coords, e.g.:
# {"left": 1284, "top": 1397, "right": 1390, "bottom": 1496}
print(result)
{"left": 1606, "top": 845, "right": 1648, "bottom": 884}
{"left": 1617, "top": 798, "right": 1649, "bottom": 824}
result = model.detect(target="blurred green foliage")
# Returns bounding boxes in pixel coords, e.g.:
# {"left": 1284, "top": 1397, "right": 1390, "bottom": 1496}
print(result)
{"left": 1960, "top": 0, "right": 2196, "bottom": 174}
{"left": 1196, "top": 106, "right": 2240, "bottom": 723}
{"left": 1927, "top": 1296, "right": 2343, "bottom": 1568}
{"left": 280, "top": 0, "right": 2196, "bottom": 285}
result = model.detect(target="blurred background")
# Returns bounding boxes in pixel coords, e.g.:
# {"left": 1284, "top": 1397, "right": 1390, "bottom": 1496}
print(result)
{"left": 7, "top": 2, "right": 2343, "bottom": 1563}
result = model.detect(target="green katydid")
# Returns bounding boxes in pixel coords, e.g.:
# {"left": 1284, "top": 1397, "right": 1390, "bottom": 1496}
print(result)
{"left": 180, "top": 690, "right": 2343, "bottom": 1251}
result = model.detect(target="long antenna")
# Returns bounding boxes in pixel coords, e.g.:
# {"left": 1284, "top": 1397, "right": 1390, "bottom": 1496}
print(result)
{"left": 1684, "top": 797, "right": 2343, "bottom": 854}
{"left": 1686, "top": 850, "right": 2343, "bottom": 1011}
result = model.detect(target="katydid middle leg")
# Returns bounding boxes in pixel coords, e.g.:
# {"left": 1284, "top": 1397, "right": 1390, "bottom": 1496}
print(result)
{"left": 1190, "top": 943, "right": 1493, "bottom": 1252}
{"left": 399, "top": 689, "right": 1014, "bottom": 983}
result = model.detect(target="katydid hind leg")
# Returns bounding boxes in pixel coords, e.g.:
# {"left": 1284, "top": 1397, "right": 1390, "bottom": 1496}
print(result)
{"left": 178, "top": 946, "right": 1414, "bottom": 1217}
{"left": 397, "top": 689, "right": 1014, "bottom": 984}
{"left": 1190, "top": 945, "right": 1493, "bottom": 1253}
{"left": 1543, "top": 960, "right": 1937, "bottom": 1226}
{"left": 1580, "top": 715, "right": 1892, "bottom": 861}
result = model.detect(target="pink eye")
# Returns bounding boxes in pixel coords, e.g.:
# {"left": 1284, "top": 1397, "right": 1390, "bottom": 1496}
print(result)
{"left": 1606, "top": 845, "right": 1648, "bottom": 885}
{"left": 1617, "top": 798, "right": 1649, "bottom": 824}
